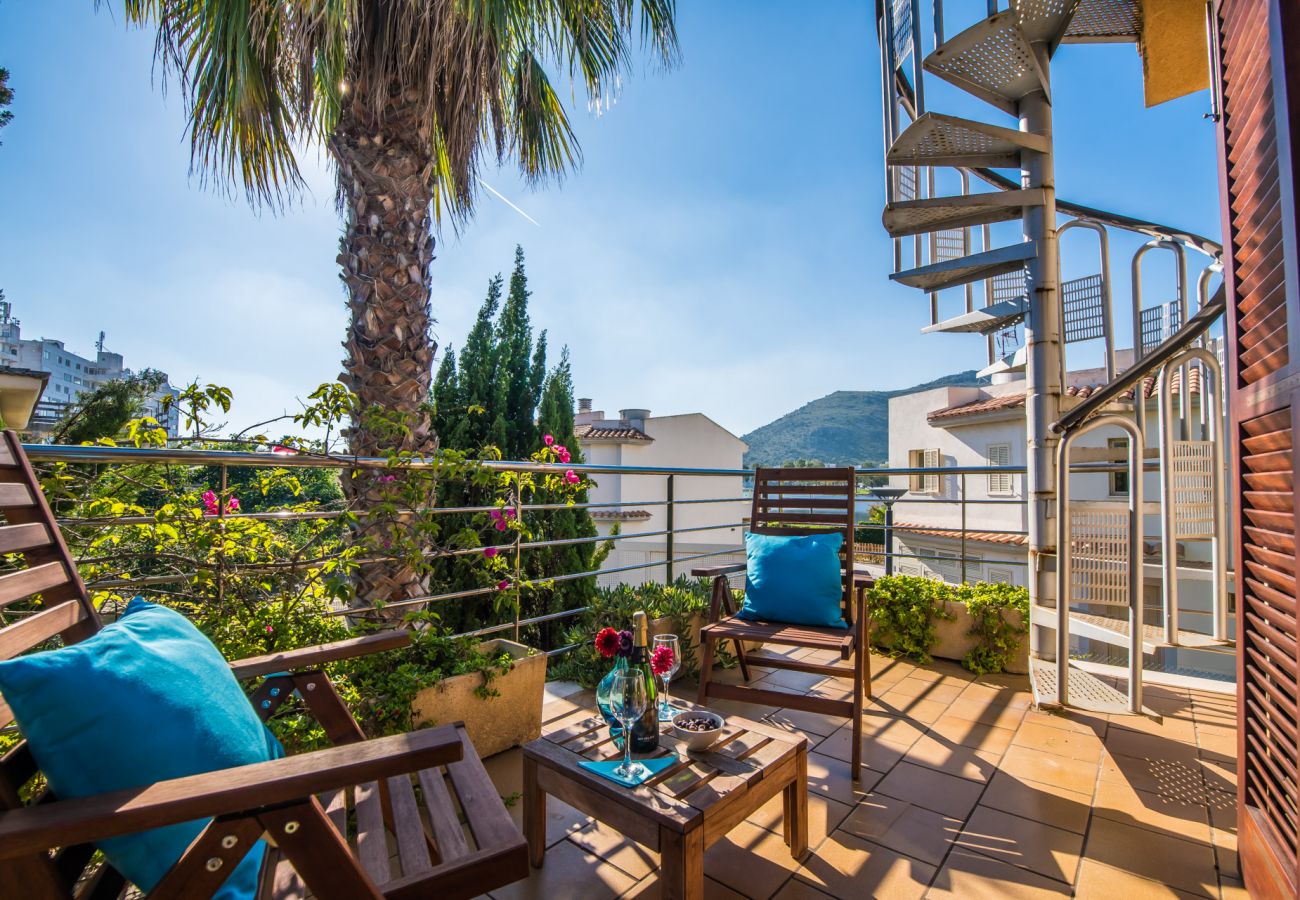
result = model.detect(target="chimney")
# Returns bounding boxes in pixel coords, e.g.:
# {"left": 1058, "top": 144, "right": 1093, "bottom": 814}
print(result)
{"left": 578, "top": 398, "right": 592, "bottom": 413}
{"left": 620, "top": 408, "right": 651, "bottom": 431}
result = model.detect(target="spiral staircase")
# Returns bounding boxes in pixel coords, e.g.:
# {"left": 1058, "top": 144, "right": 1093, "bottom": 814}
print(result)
{"left": 875, "top": 0, "right": 1234, "bottom": 713}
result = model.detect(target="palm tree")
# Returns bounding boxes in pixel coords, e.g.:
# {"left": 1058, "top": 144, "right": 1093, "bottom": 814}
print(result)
{"left": 114, "top": 0, "right": 678, "bottom": 609}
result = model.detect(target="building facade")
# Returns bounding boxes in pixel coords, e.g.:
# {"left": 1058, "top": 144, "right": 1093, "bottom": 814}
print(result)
{"left": 0, "top": 300, "right": 181, "bottom": 436}
{"left": 574, "top": 400, "right": 748, "bottom": 588}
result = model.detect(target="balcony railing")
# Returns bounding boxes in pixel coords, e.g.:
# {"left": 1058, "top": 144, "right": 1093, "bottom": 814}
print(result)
{"left": 27, "top": 443, "right": 1152, "bottom": 653}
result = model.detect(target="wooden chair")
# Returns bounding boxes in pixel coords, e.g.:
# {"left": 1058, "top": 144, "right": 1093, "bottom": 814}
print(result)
{"left": 0, "top": 431, "right": 528, "bottom": 899}
{"left": 694, "top": 467, "right": 873, "bottom": 779}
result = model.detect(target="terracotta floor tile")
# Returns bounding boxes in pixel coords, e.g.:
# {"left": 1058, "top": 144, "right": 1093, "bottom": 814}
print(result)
{"left": 763, "top": 706, "right": 845, "bottom": 739}
{"left": 490, "top": 839, "right": 638, "bottom": 900}
{"left": 1011, "top": 721, "right": 1104, "bottom": 763}
{"left": 851, "top": 711, "right": 929, "bottom": 747}
{"left": 703, "top": 820, "right": 803, "bottom": 900}
{"left": 927, "top": 714, "right": 1018, "bottom": 755}
{"left": 622, "top": 874, "right": 749, "bottom": 899}
{"left": 747, "top": 791, "right": 853, "bottom": 851}
{"left": 567, "top": 819, "right": 658, "bottom": 879}
{"left": 758, "top": 668, "right": 833, "bottom": 694}
{"left": 884, "top": 677, "right": 966, "bottom": 705}
{"left": 1105, "top": 725, "right": 1201, "bottom": 765}
{"left": 977, "top": 771, "right": 1092, "bottom": 834}
{"left": 926, "top": 847, "right": 1072, "bottom": 899}
{"left": 484, "top": 748, "right": 592, "bottom": 847}
{"left": 839, "top": 793, "right": 963, "bottom": 866}
{"left": 1219, "top": 875, "right": 1249, "bottom": 899}
{"left": 999, "top": 745, "right": 1101, "bottom": 797}
{"left": 876, "top": 761, "right": 985, "bottom": 819}
{"left": 805, "top": 750, "right": 878, "bottom": 806}
{"left": 902, "top": 666, "right": 948, "bottom": 685}
{"left": 794, "top": 831, "right": 934, "bottom": 900}
{"left": 1021, "top": 708, "right": 1108, "bottom": 737}
{"left": 1092, "top": 775, "right": 1212, "bottom": 844}
{"left": 1073, "top": 859, "right": 1206, "bottom": 899}
{"left": 884, "top": 696, "right": 952, "bottom": 726}
{"left": 1199, "top": 756, "right": 1237, "bottom": 794}
{"left": 1196, "top": 728, "right": 1236, "bottom": 763}
{"left": 814, "top": 728, "right": 911, "bottom": 772}
{"left": 955, "top": 806, "right": 1083, "bottom": 885}
{"left": 903, "top": 733, "right": 1002, "bottom": 783}
{"left": 771, "top": 878, "right": 836, "bottom": 899}
{"left": 1081, "top": 817, "right": 1219, "bottom": 897}
{"left": 947, "top": 695, "right": 1029, "bottom": 731}
{"left": 1099, "top": 752, "right": 1208, "bottom": 801}
{"left": 1108, "top": 712, "right": 1196, "bottom": 743}
{"left": 705, "top": 697, "right": 783, "bottom": 722}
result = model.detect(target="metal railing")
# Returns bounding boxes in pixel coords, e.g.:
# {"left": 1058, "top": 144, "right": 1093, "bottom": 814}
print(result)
{"left": 25, "top": 443, "right": 1061, "bottom": 653}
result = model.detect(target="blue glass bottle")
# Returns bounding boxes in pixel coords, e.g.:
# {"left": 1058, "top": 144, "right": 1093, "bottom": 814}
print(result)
{"left": 596, "top": 654, "right": 631, "bottom": 740}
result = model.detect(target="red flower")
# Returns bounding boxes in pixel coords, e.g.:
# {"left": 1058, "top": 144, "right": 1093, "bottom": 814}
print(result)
{"left": 651, "top": 645, "right": 675, "bottom": 676}
{"left": 595, "top": 627, "right": 620, "bottom": 659}
{"left": 497, "top": 580, "right": 510, "bottom": 591}
{"left": 483, "top": 546, "right": 499, "bottom": 558}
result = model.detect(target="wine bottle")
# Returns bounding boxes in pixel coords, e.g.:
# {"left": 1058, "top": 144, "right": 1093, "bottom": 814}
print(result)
{"left": 629, "top": 611, "right": 660, "bottom": 753}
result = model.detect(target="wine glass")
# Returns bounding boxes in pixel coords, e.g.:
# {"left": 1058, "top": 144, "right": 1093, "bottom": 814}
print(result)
{"left": 654, "top": 634, "right": 682, "bottom": 721}
{"left": 609, "top": 670, "right": 648, "bottom": 780}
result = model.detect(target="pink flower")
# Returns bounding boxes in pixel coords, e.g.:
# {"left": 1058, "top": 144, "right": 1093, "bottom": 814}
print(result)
{"left": 265, "top": 625, "right": 274, "bottom": 634}
{"left": 490, "top": 508, "right": 502, "bottom": 521}
{"left": 504, "top": 508, "right": 517, "bottom": 519}
{"left": 565, "top": 470, "right": 580, "bottom": 485}
{"left": 543, "top": 434, "right": 555, "bottom": 446}
{"left": 378, "top": 474, "right": 397, "bottom": 483}
{"left": 494, "top": 520, "right": 508, "bottom": 532}
{"left": 271, "top": 445, "right": 296, "bottom": 455}
{"left": 497, "top": 580, "right": 510, "bottom": 591}
{"left": 201, "top": 490, "right": 219, "bottom": 515}
{"left": 226, "top": 497, "right": 240, "bottom": 513}
{"left": 556, "top": 445, "right": 571, "bottom": 463}
{"left": 651, "top": 645, "right": 675, "bottom": 676}
{"left": 483, "top": 546, "right": 499, "bottom": 558}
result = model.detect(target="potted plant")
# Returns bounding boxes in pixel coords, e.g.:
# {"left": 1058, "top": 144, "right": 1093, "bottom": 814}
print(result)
{"left": 345, "top": 613, "right": 548, "bottom": 757}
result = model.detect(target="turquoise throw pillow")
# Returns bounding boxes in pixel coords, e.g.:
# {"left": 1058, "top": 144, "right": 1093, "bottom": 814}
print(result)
{"left": 0, "top": 598, "right": 281, "bottom": 899}
{"left": 738, "top": 531, "right": 847, "bottom": 628}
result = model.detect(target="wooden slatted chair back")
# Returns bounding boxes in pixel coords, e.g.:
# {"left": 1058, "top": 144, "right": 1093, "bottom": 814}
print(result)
{"left": 749, "top": 467, "right": 857, "bottom": 624}
{"left": 0, "top": 430, "right": 108, "bottom": 896}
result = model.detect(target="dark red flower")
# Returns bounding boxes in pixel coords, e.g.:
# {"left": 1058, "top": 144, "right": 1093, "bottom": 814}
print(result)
{"left": 617, "top": 630, "right": 633, "bottom": 657}
{"left": 651, "top": 645, "right": 675, "bottom": 676}
{"left": 595, "top": 626, "right": 620, "bottom": 659}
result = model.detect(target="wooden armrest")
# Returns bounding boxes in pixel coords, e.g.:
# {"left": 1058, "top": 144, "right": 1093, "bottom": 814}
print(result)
{"left": 228, "top": 630, "right": 412, "bottom": 679}
{"left": 0, "top": 724, "right": 462, "bottom": 859}
{"left": 691, "top": 563, "right": 746, "bottom": 578}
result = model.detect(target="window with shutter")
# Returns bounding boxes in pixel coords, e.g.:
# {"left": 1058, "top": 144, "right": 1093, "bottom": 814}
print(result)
{"left": 923, "top": 448, "right": 940, "bottom": 494}
{"left": 987, "top": 444, "right": 1012, "bottom": 494}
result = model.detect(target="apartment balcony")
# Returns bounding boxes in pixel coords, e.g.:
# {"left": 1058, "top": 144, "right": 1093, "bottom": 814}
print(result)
{"left": 4, "top": 444, "right": 1240, "bottom": 898}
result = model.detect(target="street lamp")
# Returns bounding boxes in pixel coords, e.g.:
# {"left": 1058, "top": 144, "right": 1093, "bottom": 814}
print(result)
{"left": 869, "top": 487, "right": 908, "bottom": 577}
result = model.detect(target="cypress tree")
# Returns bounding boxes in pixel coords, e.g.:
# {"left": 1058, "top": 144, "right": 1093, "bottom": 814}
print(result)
{"left": 431, "top": 346, "right": 459, "bottom": 443}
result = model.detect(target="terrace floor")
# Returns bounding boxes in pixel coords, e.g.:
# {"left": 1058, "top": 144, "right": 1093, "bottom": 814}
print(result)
{"left": 482, "top": 648, "right": 1242, "bottom": 899}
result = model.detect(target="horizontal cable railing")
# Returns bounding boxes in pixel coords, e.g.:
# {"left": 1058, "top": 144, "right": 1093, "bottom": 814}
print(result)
{"left": 23, "top": 443, "right": 1143, "bottom": 649}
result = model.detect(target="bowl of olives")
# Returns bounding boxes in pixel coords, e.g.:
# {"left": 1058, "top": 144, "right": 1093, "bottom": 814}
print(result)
{"left": 671, "top": 710, "right": 725, "bottom": 751}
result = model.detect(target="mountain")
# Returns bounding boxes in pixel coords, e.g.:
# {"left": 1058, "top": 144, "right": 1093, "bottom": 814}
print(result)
{"left": 741, "top": 371, "right": 988, "bottom": 468}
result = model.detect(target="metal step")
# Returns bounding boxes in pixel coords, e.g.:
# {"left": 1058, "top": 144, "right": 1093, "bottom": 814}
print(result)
{"left": 1011, "top": 0, "right": 1084, "bottom": 47}
{"left": 1031, "top": 605, "right": 1237, "bottom": 654}
{"left": 892, "top": 242, "right": 1037, "bottom": 293}
{"left": 924, "top": 11, "right": 1050, "bottom": 114}
{"left": 1060, "top": 0, "right": 1139, "bottom": 43}
{"left": 887, "top": 113, "right": 1050, "bottom": 169}
{"left": 978, "top": 345, "right": 1028, "bottom": 378}
{"left": 922, "top": 299, "right": 1028, "bottom": 335}
{"left": 1030, "top": 657, "right": 1155, "bottom": 716}
{"left": 882, "top": 188, "right": 1046, "bottom": 238}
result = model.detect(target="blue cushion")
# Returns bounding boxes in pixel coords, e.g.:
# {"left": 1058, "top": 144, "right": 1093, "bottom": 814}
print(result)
{"left": 0, "top": 598, "right": 281, "bottom": 898}
{"left": 738, "top": 531, "right": 847, "bottom": 628}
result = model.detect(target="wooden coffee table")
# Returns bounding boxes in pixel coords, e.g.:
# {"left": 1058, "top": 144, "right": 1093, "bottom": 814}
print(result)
{"left": 522, "top": 701, "right": 808, "bottom": 900}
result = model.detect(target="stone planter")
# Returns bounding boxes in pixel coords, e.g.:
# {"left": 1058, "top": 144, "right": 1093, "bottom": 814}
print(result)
{"left": 410, "top": 639, "right": 546, "bottom": 758}
{"left": 874, "top": 603, "right": 1029, "bottom": 675}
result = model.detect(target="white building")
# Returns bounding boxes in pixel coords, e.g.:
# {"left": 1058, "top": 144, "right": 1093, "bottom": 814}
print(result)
{"left": 0, "top": 300, "right": 181, "bottom": 436}
{"left": 886, "top": 349, "right": 1218, "bottom": 597}
{"left": 575, "top": 400, "right": 748, "bottom": 587}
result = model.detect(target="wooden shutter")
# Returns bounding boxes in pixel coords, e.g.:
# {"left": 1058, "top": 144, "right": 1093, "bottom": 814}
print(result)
{"left": 923, "top": 448, "right": 940, "bottom": 493}
{"left": 1215, "top": 0, "right": 1300, "bottom": 894}
{"left": 988, "top": 443, "right": 1012, "bottom": 494}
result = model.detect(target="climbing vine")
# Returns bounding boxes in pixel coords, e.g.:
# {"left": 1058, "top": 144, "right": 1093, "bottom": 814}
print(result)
{"left": 958, "top": 581, "right": 1030, "bottom": 676}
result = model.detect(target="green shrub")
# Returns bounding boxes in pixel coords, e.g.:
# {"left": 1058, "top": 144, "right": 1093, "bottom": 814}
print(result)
{"left": 866, "top": 574, "right": 1029, "bottom": 674}
{"left": 957, "top": 581, "right": 1030, "bottom": 676}
{"left": 866, "top": 575, "right": 955, "bottom": 664}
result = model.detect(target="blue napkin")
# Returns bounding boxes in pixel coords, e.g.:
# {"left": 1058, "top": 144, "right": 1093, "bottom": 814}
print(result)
{"left": 579, "top": 754, "right": 679, "bottom": 787}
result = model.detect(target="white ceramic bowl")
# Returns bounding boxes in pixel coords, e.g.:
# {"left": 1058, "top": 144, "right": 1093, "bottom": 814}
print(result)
{"left": 672, "top": 710, "right": 725, "bottom": 751}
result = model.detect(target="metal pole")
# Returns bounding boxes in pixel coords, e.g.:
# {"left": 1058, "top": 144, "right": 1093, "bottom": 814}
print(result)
{"left": 960, "top": 473, "right": 968, "bottom": 584}
{"left": 217, "top": 463, "right": 227, "bottom": 607}
{"left": 1158, "top": 361, "right": 1180, "bottom": 645}
{"left": 1022, "top": 50, "right": 1062, "bottom": 662}
{"left": 885, "top": 503, "right": 895, "bottom": 577}
{"left": 513, "top": 491, "right": 523, "bottom": 643}
{"left": 666, "top": 474, "right": 675, "bottom": 582}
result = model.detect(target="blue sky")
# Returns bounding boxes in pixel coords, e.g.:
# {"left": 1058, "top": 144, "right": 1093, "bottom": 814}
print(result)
{"left": 0, "top": 1, "right": 1222, "bottom": 439}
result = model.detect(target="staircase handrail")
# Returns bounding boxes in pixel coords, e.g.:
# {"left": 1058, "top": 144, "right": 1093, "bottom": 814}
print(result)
{"left": 1049, "top": 283, "right": 1227, "bottom": 435}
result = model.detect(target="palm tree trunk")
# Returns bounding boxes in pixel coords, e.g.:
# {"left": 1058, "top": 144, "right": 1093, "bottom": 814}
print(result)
{"left": 332, "top": 93, "right": 438, "bottom": 613}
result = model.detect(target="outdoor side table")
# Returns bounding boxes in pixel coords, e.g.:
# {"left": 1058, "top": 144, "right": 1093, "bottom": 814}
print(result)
{"left": 521, "top": 702, "right": 809, "bottom": 900}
